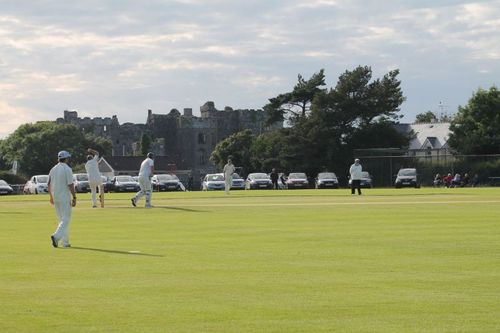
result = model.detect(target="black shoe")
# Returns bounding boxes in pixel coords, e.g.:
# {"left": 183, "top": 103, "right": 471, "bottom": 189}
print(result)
{"left": 51, "top": 235, "right": 58, "bottom": 248}
{"left": 131, "top": 198, "right": 136, "bottom": 207}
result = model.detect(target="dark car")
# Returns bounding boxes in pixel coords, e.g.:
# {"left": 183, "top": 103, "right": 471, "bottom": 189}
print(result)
{"left": 245, "top": 173, "right": 273, "bottom": 190}
{"left": 111, "top": 175, "right": 140, "bottom": 192}
{"left": 286, "top": 172, "right": 309, "bottom": 189}
{"left": 102, "top": 176, "right": 113, "bottom": 193}
{"left": 315, "top": 172, "right": 339, "bottom": 189}
{"left": 73, "top": 173, "right": 90, "bottom": 193}
{"left": 349, "top": 171, "right": 373, "bottom": 189}
{"left": 395, "top": 168, "right": 420, "bottom": 188}
{"left": 151, "top": 174, "right": 182, "bottom": 191}
{"left": 0, "top": 180, "right": 13, "bottom": 195}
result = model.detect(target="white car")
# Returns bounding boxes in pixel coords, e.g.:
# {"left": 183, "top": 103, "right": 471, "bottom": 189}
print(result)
{"left": 202, "top": 173, "right": 225, "bottom": 191}
{"left": 24, "top": 175, "right": 49, "bottom": 194}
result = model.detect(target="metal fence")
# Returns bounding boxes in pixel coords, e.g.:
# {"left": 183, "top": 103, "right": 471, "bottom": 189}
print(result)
{"left": 357, "top": 154, "right": 500, "bottom": 187}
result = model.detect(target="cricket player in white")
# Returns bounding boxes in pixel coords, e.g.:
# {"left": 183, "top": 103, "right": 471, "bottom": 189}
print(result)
{"left": 85, "top": 148, "right": 104, "bottom": 208}
{"left": 223, "top": 158, "right": 235, "bottom": 195}
{"left": 131, "top": 152, "right": 154, "bottom": 208}
{"left": 48, "top": 150, "right": 77, "bottom": 248}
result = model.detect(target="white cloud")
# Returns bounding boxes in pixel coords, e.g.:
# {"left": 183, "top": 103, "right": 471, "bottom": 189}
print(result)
{"left": 0, "top": 101, "right": 39, "bottom": 138}
{"left": 0, "top": 0, "right": 498, "bottom": 133}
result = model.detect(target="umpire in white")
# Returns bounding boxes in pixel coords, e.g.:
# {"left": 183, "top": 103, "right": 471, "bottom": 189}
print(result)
{"left": 48, "top": 150, "right": 77, "bottom": 248}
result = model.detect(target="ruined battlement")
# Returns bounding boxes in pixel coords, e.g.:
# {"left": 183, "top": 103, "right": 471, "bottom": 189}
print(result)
{"left": 57, "top": 101, "right": 282, "bottom": 171}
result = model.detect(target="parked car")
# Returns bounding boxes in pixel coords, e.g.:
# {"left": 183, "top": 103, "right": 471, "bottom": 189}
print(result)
{"left": 285, "top": 172, "right": 309, "bottom": 189}
{"left": 102, "top": 176, "right": 113, "bottom": 193}
{"left": 315, "top": 172, "right": 339, "bottom": 189}
{"left": 73, "top": 173, "right": 90, "bottom": 193}
{"left": 349, "top": 171, "right": 373, "bottom": 188}
{"left": 231, "top": 173, "right": 245, "bottom": 190}
{"left": 151, "top": 174, "right": 182, "bottom": 191}
{"left": 202, "top": 173, "right": 225, "bottom": 191}
{"left": 395, "top": 168, "right": 420, "bottom": 188}
{"left": 24, "top": 175, "right": 49, "bottom": 194}
{"left": 110, "top": 175, "right": 140, "bottom": 192}
{"left": 245, "top": 173, "right": 273, "bottom": 190}
{"left": 0, "top": 180, "right": 13, "bottom": 195}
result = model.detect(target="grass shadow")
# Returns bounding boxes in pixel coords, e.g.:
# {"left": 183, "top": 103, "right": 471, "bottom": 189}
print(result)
{"left": 119, "top": 206, "right": 206, "bottom": 212}
{"left": 70, "top": 246, "right": 163, "bottom": 257}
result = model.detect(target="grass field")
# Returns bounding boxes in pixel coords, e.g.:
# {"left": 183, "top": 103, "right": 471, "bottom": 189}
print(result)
{"left": 1, "top": 188, "right": 500, "bottom": 332}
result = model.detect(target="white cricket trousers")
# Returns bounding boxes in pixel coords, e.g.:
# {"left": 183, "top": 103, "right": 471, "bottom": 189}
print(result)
{"left": 89, "top": 181, "right": 103, "bottom": 207}
{"left": 52, "top": 200, "right": 72, "bottom": 246}
{"left": 134, "top": 177, "right": 152, "bottom": 207}
{"left": 224, "top": 176, "right": 232, "bottom": 194}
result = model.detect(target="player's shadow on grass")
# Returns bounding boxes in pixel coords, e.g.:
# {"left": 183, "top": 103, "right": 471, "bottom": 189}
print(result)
{"left": 70, "top": 246, "right": 163, "bottom": 257}
{"left": 121, "top": 206, "right": 205, "bottom": 212}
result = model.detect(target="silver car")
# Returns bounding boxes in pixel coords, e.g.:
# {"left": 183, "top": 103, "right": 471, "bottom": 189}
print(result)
{"left": 24, "top": 175, "right": 49, "bottom": 194}
{"left": 202, "top": 173, "right": 225, "bottom": 191}
{"left": 315, "top": 172, "right": 339, "bottom": 189}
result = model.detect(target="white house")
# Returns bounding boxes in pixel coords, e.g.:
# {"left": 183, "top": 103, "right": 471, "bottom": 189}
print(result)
{"left": 395, "top": 122, "right": 452, "bottom": 161}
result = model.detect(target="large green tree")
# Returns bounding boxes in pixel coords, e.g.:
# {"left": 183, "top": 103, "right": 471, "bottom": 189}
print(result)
{"left": 415, "top": 111, "right": 438, "bottom": 124}
{"left": 140, "top": 133, "right": 152, "bottom": 155}
{"left": 448, "top": 86, "right": 500, "bottom": 155}
{"left": 210, "top": 129, "right": 254, "bottom": 170}
{"left": 213, "top": 66, "right": 408, "bottom": 176}
{"left": 264, "top": 69, "right": 326, "bottom": 125}
{"left": 0, "top": 122, "right": 112, "bottom": 176}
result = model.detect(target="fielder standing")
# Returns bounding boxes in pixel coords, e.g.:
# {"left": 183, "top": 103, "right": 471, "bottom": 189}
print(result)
{"left": 48, "top": 150, "right": 77, "bottom": 248}
{"left": 223, "top": 158, "right": 235, "bottom": 195}
{"left": 131, "top": 152, "right": 154, "bottom": 208}
{"left": 85, "top": 148, "right": 104, "bottom": 208}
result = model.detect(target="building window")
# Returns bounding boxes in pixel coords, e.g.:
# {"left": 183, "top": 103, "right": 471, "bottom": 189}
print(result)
{"left": 198, "top": 133, "right": 206, "bottom": 144}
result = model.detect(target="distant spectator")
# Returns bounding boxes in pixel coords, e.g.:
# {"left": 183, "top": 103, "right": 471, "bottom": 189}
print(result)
{"left": 443, "top": 173, "right": 453, "bottom": 188}
{"left": 471, "top": 174, "right": 479, "bottom": 187}
{"left": 280, "top": 174, "right": 287, "bottom": 189}
{"left": 433, "top": 173, "right": 443, "bottom": 187}
{"left": 270, "top": 168, "right": 279, "bottom": 189}
{"left": 187, "top": 175, "right": 193, "bottom": 191}
{"left": 462, "top": 173, "right": 470, "bottom": 187}
{"left": 451, "top": 173, "right": 461, "bottom": 187}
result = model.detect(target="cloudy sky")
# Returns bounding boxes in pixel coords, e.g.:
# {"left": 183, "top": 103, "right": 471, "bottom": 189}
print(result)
{"left": 1, "top": 0, "right": 499, "bottom": 138}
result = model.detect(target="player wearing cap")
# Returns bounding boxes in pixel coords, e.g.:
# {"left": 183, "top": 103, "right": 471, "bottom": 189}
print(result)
{"left": 85, "top": 148, "right": 104, "bottom": 208}
{"left": 48, "top": 150, "right": 77, "bottom": 248}
{"left": 131, "top": 152, "right": 154, "bottom": 208}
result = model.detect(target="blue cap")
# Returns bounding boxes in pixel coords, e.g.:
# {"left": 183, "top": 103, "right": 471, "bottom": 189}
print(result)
{"left": 58, "top": 150, "right": 71, "bottom": 159}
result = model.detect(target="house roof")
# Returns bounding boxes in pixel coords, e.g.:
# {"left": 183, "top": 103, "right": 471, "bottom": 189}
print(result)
{"left": 395, "top": 123, "right": 450, "bottom": 150}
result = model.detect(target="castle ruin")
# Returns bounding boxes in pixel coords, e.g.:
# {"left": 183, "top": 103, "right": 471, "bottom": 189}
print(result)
{"left": 57, "top": 101, "right": 282, "bottom": 174}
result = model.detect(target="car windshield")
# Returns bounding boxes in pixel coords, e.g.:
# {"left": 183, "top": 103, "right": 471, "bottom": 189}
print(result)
{"left": 250, "top": 173, "right": 269, "bottom": 180}
{"left": 117, "top": 176, "right": 134, "bottom": 182}
{"left": 36, "top": 176, "right": 49, "bottom": 183}
{"left": 361, "top": 172, "right": 370, "bottom": 178}
{"left": 398, "top": 169, "right": 416, "bottom": 177}
{"left": 76, "top": 174, "right": 88, "bottom": 181}
{"left": 232, "top": 173, "right": 242, "bottom": 179}
{"left": 157, "top": 174, "right": 178, "bottom": 181}
{"left": 318, "top": 173, "right": 336, "bottom": 179}
{"left": 289, "top": 173, "right": 307, "bottom": 179}
{"left": 207, "top": 174, "right": 224, "bottom": 181}
{"left": 0, "top": 180, "right": 8, "bottom": 186}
